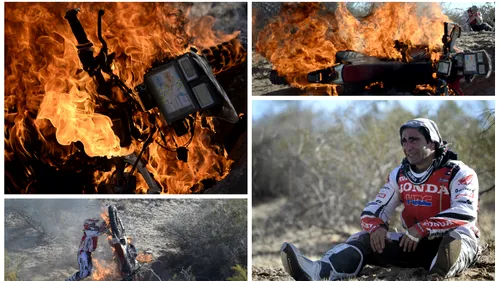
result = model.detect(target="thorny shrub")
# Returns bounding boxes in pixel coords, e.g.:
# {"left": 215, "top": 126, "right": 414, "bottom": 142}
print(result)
{"left": 156, "top": 200, "right": 247, "bottom": 280}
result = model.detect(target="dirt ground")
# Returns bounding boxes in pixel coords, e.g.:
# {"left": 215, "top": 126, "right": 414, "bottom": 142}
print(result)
{"left": 5, "top": 199, "right": 247, "bottom": 281}
{"left": 252, "top": 31, "right": 495, "bottom": 96}
{"left": 252, "top": 196, "right": 495, "bottom": 281}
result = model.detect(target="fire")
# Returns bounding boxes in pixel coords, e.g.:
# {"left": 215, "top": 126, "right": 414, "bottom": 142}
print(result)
{"left": 92, "top": 259, "right": 122, "bottom": 281}
{"left": 256, "top": 2, "right": 449, "bottom": 93}
{"left": 137, "top": 252, "right": 154, "bottom": 263}
{"left": 5, "top": 3, "right": 245, "bottom": 193}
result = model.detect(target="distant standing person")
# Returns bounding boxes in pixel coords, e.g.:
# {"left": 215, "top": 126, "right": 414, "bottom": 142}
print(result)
{"left": 281, "top": 118, "right": 481, "bottom": 281}
{"left": 463, "top": 5, "right": 493, "bottom": 31}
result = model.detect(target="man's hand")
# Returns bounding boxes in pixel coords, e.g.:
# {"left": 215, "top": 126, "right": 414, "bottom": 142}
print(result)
{"left": 399, "top": 226, "right": 422, "bottom": 252}
{"left": 370, "top": 227, "right": 388, "bottom": 254}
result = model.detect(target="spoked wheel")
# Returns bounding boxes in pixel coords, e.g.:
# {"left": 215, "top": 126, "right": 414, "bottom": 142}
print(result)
{"left": 108, "top": 205, "right": 125, "bottom": 238}
{"left": 108, "top": 205, "right": 134, "bottom": 275}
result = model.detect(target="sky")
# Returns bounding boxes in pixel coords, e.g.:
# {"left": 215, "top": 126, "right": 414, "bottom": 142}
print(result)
{"left": 252, "top": 100, "right": 495, "bottom": 120}
{"left": 446, "top": 2, "right": 491, "bottom": 10}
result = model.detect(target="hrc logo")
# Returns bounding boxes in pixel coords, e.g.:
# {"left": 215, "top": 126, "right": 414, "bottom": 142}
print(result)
{"left": 458, "top": 174, "right": 474, "bottom": 186}
{"left": 405, "top": 194, "right": 432, "bottom": 207}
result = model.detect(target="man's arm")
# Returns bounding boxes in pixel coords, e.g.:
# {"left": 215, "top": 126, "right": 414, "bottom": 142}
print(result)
{"left": 360, "top": 167, "right": 401, "bottom": 234}
{"left": 414, "top": 165, "right": 478, "bottom": 239}
{"left": 360, "top": 167, "right": 401, "bottom": 253}
{"left": 475, "top": 11, "right": 484, "bottom": 24}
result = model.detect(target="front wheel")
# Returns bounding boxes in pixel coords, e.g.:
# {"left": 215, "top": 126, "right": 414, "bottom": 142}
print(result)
{"left": 108, "top": 205, "right": 125, "bottom": 238}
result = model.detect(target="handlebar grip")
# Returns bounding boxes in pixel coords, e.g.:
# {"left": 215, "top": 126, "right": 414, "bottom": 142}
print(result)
{"left": 65, "top": 8, "right": 91, "bottom": 46}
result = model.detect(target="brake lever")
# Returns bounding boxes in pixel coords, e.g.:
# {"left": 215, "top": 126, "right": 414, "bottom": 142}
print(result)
{"left": 96, "top": 9, "right": 116, "bottom": 74}
{"left": 97, "top": 10, "right": 107, "bottom": 53}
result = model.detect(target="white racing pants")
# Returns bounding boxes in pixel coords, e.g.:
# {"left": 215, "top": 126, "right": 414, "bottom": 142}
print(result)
{"left": 66, "top": 251, "right": 93, "bottom": 281}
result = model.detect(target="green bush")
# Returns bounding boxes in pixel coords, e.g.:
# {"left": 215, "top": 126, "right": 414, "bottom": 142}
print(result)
{"left": 5, "top": 252, "right": 24, "bottom": 281}
{"left": 158, "top": 200, "right": 247, "bottom": 280}
{"left": 227, "top": 264, "right": 247, "bottom": 281}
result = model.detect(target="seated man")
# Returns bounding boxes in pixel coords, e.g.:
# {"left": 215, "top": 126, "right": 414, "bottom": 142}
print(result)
{"left": 281, "top": 118, "right": 481, "bottom": 281}
{"left": 462, "top": 6, "right": 493, "bottom": 31}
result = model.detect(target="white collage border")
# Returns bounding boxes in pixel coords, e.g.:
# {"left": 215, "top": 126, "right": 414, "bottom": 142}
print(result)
{"left": 1, "top": 1, "right": 499, "bottom": 280}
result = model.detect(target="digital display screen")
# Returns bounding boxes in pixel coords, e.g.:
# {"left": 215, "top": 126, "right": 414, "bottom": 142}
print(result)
{"left": 146, "top": 66, "right": 197, "bottom": 123}
{"left": 479, "top": 65, "right": 486, "bottom": 75}
{"left": 477, "top": 52, "right": 483, "bottom": 63}
{"left": 192, "top": 83, "right": 214, "bottom": 108}
{"left": 437, "top": 61, "right": 451, "bottom": 75}
{"left": 464, "top": 54, "right": 477, "bottom": 73}
{"left": 178, "top": 57, "right": 197, "bottom": 81}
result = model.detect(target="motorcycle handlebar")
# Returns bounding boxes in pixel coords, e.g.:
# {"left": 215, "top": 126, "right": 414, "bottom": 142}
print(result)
{"left": 65, "top": 8, "right": 92, "bottom": 46}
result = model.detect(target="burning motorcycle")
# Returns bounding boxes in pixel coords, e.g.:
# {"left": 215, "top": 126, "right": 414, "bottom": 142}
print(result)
{"left": 64, "top": 8, "right": 240, "bottom": 193}
{"left": 108, "top": 205, "right": 142, "bottom": 280}
{"left": 270, "top": 22, "right": 492, "bottom": 95}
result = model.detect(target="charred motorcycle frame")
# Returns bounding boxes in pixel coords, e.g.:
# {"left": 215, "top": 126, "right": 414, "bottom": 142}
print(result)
{"left": 65, "top": 8, "right": 238, "bottom": 193}
{"left": 271, "top": 22, "right": 492, "bottom": 95}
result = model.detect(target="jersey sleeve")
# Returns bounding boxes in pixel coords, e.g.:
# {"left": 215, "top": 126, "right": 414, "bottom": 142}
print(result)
{"left": 415, "top": 164, "right": 479, "bottom": 238}
{"left": 476, "top": 11, "right": 484, "bottom": 24}
{"left": 360, "top": 167, "right": 401, "bottom": 233}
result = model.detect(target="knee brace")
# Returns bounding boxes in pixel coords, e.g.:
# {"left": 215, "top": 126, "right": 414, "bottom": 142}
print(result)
{"left": 429, "top": 231, "right": 462, "bottom": 278}
{"left": 321, "top": 243, "right": 363, "bottom": 280}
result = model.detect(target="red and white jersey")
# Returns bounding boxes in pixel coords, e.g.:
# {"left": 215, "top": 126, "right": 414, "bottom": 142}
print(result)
{"left": 463, "top": 10, "right": 483, "bottom": 25}
{"left": 361, "top": 160, "right": 479, "bottom": 239}
{"left": 78, "top": 229, "right": 106, "bottom": 253}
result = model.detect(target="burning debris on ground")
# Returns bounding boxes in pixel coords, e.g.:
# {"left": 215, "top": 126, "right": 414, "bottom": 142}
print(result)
{"left": 252, "top": 2, "right": 495, "bottom": 96}
{"left": 5, "top": 2, "right": 247, "bottom": 194}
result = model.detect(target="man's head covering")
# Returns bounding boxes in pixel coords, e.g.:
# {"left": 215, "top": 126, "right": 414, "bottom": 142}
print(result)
{"left": 471, "top": 5, "right": 479, "bottom": 11}
{"left": 399, "top": 118, "right": 457, "bottom": 185}
{"left": 399, "top": 118, "right": 442, "bottom": 145}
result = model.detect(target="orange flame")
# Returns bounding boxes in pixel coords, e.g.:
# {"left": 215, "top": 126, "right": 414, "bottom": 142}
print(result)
{"left": 137, "top": 252, "right": 154, "bottom": 263}
{"left": 5, "top": 3, "right": 244, "bottom": 193}
{"left": 256, "top": 3, "right": 449, "bottom": 92}
{"left": 92, "top": 259, "right": 122, "bottom": 281}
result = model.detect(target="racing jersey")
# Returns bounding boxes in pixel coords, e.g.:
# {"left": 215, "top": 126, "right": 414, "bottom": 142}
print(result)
{"left": 78, "top": 228, "right": 106, "bottom": 253}
{"left": 361, "top": 160, "right": 479, "bottom": 239}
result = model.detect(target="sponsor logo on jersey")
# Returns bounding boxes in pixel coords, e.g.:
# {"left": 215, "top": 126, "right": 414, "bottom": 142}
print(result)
{"left": 399, "top": 183, "right": 450, "bottom": 195}
{"left": 439, "top": 178, "right": 449, "bottom": 183}
{"left": 361, "top": 221, "right": 373, "bottom": 229}
{"left": 376, "top": 193, "right": 386, "bottom": 198}
{"left": 455, "top": 187, "right": 475, "bottom": 193}
{"left": 458, "top": 199, "right": 473, "bottom": 205}
{"left": 399, "top": 176, "right": 408, "bottom": 182}
{"left": 455, "top": 193, "right": 475, "bottom": 199}
{"left": 458, "top": 174, "right": 474, "bottom": 186}
{"left": 405, "top": 194, "right": 432, "bottom": 207}
{"left": 422, "top": 220, "right": 454, "bottom": 228}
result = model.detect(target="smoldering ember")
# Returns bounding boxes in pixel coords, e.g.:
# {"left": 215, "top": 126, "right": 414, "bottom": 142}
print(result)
{"left": 5, "top": 2, "right": 248, "bottom": 194}
{"left": 252, "top": 2, "right": 495, "bottom": 96}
